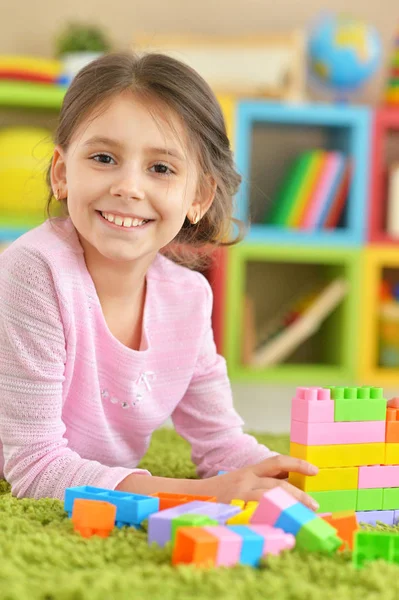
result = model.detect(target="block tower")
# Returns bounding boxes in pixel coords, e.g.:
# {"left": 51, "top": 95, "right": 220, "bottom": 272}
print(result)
{"left": 289, "top": 386, "right": 399, "bottom": 525}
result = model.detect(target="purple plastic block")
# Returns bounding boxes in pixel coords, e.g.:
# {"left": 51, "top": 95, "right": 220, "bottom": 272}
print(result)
{"left": 356, "top": 510, "right": 395, "bottom": 526}
{"left": 148, "top": 501, "right": 210, "bottom": 547}
{"left": 394, "top": 511, "right": 399, "bottom": 525}
{"left": 194, "top": 501, "right": 241, "bottom": 524}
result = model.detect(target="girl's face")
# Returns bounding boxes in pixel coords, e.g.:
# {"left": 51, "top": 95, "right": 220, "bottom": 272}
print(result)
{"left": 51, "top": 92, "right": 212, "bottom": 267}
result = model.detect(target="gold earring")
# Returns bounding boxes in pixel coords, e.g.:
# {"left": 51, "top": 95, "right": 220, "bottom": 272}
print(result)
{"left": 192, "top": 212, "right": 200, "bottom": 225}
{"left": 54, "top": 188, "right": 61, "bottom": 201}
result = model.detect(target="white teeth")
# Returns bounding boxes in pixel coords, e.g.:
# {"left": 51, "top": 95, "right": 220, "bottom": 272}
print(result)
{"left": 101, "top": 212, "right": 147, "bottom": 228}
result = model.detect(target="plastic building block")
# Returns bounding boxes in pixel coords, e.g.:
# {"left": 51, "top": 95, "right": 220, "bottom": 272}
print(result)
{"left": 357, "top": 488, "right": 383, "bottom": 511}
{"left": 353, "top": 531, "right": 399, "bottom": 568}
{"left": 291, "top": 387, "right": 334, "bottom": 423}
{"left": 171, "top": 514, "right": 218, "bottom": 545}
{"left": 148, "top": 501, "right": 215, "bottom": 547}
{"left": 151, "top": 492, "right": 216, "bottom": 511}
{"left": 249, "top": 525, "right": 296, "bottom": 555}
{"left": 386, "top": 419, "right": 399, "bottom": 443}
{"left": 289, "top": 466, "right": 358, "bottom": 492}
{"left": 227, "top": 502, "right": 258, "bottom": 525}
{"left": 356, "top": 510, "right": 394, "bottom": 526}
{"left": 309, "top": 490, "right": 357, "bottom": 513}
{"left": 230, "top": 499, "right": 245, "bottom": 509}
{"left": 290, "top": 419, "right": 385, "bottom": 446}
{"left": 64, "top": 485, "right": 159, "bottom": 527}
{"left": 358, "top": 465, "right": 399, "bottom": 489}
{"left": 250, "top": 487, "right": 297, "bottom": 527}
{"left": 217, "top": 471, "right": 229, "bottom": 475}
{"left": 290, "top": 442, "right": 385, "bottom": 468}
{"left": 328, "top": 386, "right": 386, "bottom": 422}
{"left": 382, "top": 488, "right": 399, "bottom": 510}
{"left": 203, "top": 525, "right": 243, "bottom": 566}
{"left": 172, "top": 527, "right": 219, "bottom": 566}
{"left": 395, "top": 510, "right": 399, "bottom": 525}
{"left": 71, "top": 499, "right": 116, "bottom": 538}
{"left": 321, "top": 511, "right": 359, "bottom": 551}
{"left": 274, "top": 502, "right": 315, "bottom": 535}
{"left": 227, "top": 525, "right": 265, "bottom": 567}
{"left": 190, "top": 501, "right": 241, "bottom": 524}
{"left": 295, "top": 516, "right": 342, "bottom": 554}
{"left": 385, "top": 443, "right": 399, "bottom": 464}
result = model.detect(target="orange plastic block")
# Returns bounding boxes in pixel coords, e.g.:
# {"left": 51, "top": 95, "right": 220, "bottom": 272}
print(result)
{"left": 386, "top": 405, "right": 399, "bottom": 443}
{"left": 321, "top": 511, "right": 359, "bottom": 551}
{"left": 151, "top": 492, "right": 216, "bottom": 511}
{"left": 172, "top": 526, "right": 219, "bottom": 566}
{"left": 72, "top": 499, "right": 116, "bottom": 538}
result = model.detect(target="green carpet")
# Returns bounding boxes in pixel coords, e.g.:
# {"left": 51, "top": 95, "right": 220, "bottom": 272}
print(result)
{"left": 1, "top": 430, "right": 399, "bottom": 600}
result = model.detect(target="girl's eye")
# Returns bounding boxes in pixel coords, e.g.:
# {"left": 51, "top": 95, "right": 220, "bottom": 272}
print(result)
{"left": 91, "top": 153, "right": 115, "bottom": 165}
{"left": 150, "top": 163, "right": 174, "bottom": 176}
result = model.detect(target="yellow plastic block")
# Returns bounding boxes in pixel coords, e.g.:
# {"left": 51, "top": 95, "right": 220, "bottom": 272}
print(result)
{"left": 226, "top": 501, "right": 258, "bottom": 525}
{"left": 385, "top": 443, "right": 399, "bottom": 465}
{"left": 289, "top": 466, "right": 359, "bottom": 492}
{"left": 290, "top": 442, "right": 385, "bottom": 468}
{"left": 230, "top": 499, "right": 245, "bottom": 509}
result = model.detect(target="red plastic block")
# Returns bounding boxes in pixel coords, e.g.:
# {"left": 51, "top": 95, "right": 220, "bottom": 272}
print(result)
{"left": 72, "top": 499, "right": 116, "bottom": 538}
{"left": 291, "top": 387, "right": 334, "bottom": 423}
{"left": 290, "top": 419, "right": 385, "bottom": 446}
{"left": 359, "top": 466, "right": 399, "bottom": 489}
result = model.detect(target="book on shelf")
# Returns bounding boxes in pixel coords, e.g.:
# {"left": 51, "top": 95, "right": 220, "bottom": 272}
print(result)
{"left": 247, "top": 277, "right": 348, "bottom": 367}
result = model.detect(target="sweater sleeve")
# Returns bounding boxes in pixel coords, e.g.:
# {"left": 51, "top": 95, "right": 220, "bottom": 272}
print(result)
{"left": 0, "top": 246, "right": 150, "bottom": 500}
{"left": 171, "top": 276, "right": 276, "bottom": 478}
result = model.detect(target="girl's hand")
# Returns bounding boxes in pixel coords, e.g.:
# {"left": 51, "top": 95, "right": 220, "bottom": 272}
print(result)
{"left": 199, "top": 454, "right": 319, "bottom": 511}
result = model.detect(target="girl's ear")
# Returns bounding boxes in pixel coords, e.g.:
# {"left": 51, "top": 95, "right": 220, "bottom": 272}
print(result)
{"left": 187, "top": 177, "right": 217, "bottom": 224}
{"left": 50, "top": 145, "right": 68, "bottom": 199}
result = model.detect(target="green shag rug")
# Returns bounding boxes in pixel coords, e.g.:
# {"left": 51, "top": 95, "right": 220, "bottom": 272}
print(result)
{"left": 1, "top": 430, "right": 399, "bottom": 600}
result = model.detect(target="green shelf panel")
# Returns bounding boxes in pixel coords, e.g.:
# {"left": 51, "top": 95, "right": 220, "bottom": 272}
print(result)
{"left": 0, "top": 81, "right": 66, "bottom": 109}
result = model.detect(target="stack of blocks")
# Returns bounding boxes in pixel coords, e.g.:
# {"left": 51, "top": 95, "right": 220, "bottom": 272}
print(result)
{"left": 289, "top": 386, "right": 399, "bottom": 525}
{"left": 63, "top": 484, "right": 345, "bottom": 568}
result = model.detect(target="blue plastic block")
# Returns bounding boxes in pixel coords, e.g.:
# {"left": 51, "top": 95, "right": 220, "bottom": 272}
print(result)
{"left": 227, "top": 525, "right": 265, "bottom": 566}
{"left": 275, "top": 502, "right": 315, "bottom": 536}
{"left": 217, "top": 471, "right": 228, "bottom": 475}
{"left": 64, "top": 485, "right": 159, "bottom": 527}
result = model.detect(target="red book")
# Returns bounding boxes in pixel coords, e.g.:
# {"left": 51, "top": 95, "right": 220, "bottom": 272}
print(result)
{"left": 0, "top": 70, "right": 56, "bottom": 84}
{"left": 323, "top": 162, "right": 351, "bottom": 229}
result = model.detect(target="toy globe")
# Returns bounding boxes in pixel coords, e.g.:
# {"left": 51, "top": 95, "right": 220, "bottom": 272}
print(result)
{"left": 0, "top": 127, "right": 53, "bottom": 221}
{"left": 308, "top": 14, "right": 382, "bottom": 96}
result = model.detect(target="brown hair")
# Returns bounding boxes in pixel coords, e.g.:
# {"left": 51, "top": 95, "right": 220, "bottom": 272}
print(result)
{"left": 46, "top": 51, "right": 245, "bottom": 269}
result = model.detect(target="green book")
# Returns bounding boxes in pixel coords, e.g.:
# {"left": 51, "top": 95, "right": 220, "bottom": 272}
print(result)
{"left": 266, "top": 152, "right": 315, "bottom": 226}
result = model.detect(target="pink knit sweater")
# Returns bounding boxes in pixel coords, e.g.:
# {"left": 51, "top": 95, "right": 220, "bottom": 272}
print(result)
{"left": 0, "top": 218, "right": 272, "bottom": 500}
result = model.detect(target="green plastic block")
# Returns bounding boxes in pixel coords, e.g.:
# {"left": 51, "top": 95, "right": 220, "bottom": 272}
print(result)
{"left": 353, "top": 531, "right": 399, "bottom": 568}
{"left": 382, "top": 488, "right": 399, "bottom": 510}
{"left": 328, "top": 386, "right": 386, "bottom": 422}
{"left": 310, "top": 490, "right": 357, "bottom": 513}
{"left": 171, "top": 514, "right": 218, "bottom": 545}
{"left": 296, "top": 517, "right": 342, "bottom": 554}
{"left": 357, "top": 488, "right": 384, "bottom": 511}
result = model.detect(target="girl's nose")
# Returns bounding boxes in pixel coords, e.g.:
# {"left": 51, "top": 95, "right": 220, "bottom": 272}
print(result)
{"left": 110, "top": 169, "right": 145, "bottom": 201}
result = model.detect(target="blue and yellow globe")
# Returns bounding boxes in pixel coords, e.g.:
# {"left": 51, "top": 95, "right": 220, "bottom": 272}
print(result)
{"left": 309, "top": 14, "right": 382, "bottom": 93}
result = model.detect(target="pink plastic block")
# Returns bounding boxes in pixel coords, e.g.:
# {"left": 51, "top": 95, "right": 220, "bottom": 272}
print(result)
{"left": 203, "top": 525, "right": 242, "bottom": 566}
{"left": 290, "top": 419, "right": 386, "bottom": 446}
{"left": 291, "top": 387, "right": 334, "bottom": 423}
{"left": 250, "top": 488, "right": 297, "bottom": 527}
{"left": 249, "top": 525, "right": 295, "bottom": 555}
{"left": 358, "top": 466, "right": 399, "bottom": 489}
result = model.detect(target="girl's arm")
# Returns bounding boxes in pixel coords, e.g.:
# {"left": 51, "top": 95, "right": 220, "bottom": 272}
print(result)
{"left": 0, "top": 246, "right": 149, "bottom": 500}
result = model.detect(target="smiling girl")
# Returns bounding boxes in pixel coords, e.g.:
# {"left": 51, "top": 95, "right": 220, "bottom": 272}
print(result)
{"left": 0, "top": 52, "right": 318, "bottom": 507}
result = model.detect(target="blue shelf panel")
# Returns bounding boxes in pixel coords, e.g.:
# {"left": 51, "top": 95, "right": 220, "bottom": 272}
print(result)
{"left": 246, "top": 224, "right": 364, "bottom": 246}
{"left": 234, "top": 101, "right": 372, "bottom": 247}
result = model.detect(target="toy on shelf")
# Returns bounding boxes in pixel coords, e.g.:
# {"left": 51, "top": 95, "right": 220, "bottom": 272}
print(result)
{"left": 384, "top": 26, "right": 399, "bottom": 106}
{"left": 265, "top": 150, "right": 350, "bottom": 231}
{"left": 308, "top": 13, "right": 382, "bottom": 102}
{"left": 378, "top": 280, "right": 399, "bottom": 368}
{"left": 247, "top": 277, "right": 348, "bottom": 367}
{"left": 289, "top": 385, "right": 399, "bottom": 524}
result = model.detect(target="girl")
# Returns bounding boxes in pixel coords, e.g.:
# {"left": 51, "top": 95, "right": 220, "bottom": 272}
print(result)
{"left": 0, "top": 51, "right": 318, "bottom": 508}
